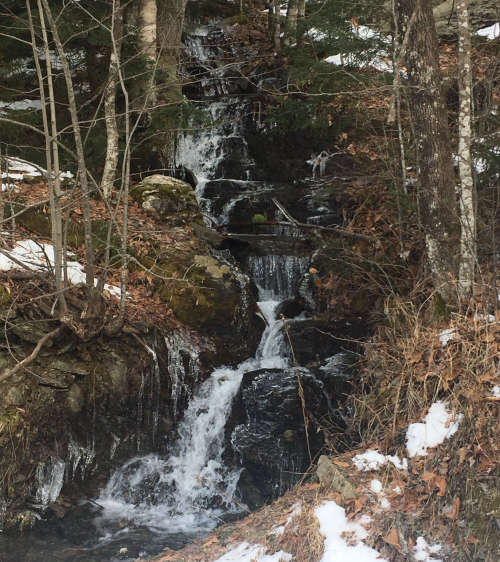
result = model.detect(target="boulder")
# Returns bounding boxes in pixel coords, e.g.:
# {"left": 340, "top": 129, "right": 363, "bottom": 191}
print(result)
{"left": 130, "top": 175, "right": 205, "bottom": 226}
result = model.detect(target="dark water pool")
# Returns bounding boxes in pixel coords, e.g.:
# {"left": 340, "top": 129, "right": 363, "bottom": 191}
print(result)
{"left": 0, "top": 502, "right": 207, "bottom": 562}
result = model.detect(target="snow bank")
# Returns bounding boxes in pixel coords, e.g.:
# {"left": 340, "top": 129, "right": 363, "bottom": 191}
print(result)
{"left": 315, "top": 501, "right": 388, "bottom": 562}
{"left": 353, "top": 450, "right": 408, "bottom": 471}
{"left": 406, "top": 402, "right": 462, "bottom": 457}
{"left": 0, "top": 239, "right": 122, "bottom": 297}
{"left": 213, "top": 542, "right": 292, "bottom": 562}
{"left": 413, "top": 537, "right": 442, "bottom": 562}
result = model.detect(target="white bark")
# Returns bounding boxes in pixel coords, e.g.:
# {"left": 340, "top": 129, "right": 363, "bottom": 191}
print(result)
{"left": 457, "top": 0, "right": 476, "bottom": 298}
{"left": 135, "top": 0, "right": 157, "bottom": 111}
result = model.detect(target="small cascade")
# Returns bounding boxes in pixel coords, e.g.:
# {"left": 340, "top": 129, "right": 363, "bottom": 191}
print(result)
{"left": 245, "top": 255, "right": 309, "bottom": 300}
{"left": 98, "top": 296, "right": 292, "bottom": 534}
{"left": 35, "top": 458, "right": 66, "bottom": 510}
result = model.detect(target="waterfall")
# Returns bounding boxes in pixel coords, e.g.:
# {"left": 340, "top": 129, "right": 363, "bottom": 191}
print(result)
{"left": 98, "top": 292, "right": 293, "bottom": 534}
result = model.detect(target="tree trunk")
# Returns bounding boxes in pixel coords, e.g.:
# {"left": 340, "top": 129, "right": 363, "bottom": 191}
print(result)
{"left": 157, "top": 0, "right": 186, "bottom": 101}
{"left": 134, "top": 0, "right": 158, "bottom": 113}
{"left": 272, "top": 0, "right": 282, "bottom": 55}
{"left": 286, "top": 0, "right": 299, "bottom": 35}
{"left": 41, "top": 0, "right": 95, "bottom": 285}
{"left": 101, "top": 0, "right": 123, "bottom": 200}
{"left": 32, "top": 0, "right": 67, "bottom": 312}
{"left": 298, "top": 0, "right": 305, "bottom": 18}
{"left": 398, "top": 0, "right": 459, "bottom": 303}
{"left": 456, "top": 0, "right": 476, "bottom": 298}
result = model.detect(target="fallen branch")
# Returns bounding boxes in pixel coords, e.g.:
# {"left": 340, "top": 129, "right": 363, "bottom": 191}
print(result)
{"left": 0, "top": 327, "right": 62, "bottom": 382}
{"left": 270, "top": 200, "right": 382, "bottom": 248}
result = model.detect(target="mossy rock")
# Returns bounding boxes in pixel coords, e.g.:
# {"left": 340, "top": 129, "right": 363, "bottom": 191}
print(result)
{"left": 130, "top": 174, "right": 205, "bottom": 227}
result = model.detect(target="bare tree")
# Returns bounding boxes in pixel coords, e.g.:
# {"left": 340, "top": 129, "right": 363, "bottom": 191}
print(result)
{"left": 30, "top": 0, "right": 67, "bottom": 312}
{"left": 40, "top": 0, "right": 95, "bottom": 286}
{"left": 456, "top": 0, "right": 476, "bottom": 298}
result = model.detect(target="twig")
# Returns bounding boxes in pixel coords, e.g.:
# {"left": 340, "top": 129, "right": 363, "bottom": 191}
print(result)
{"left": 0, "top": 327, "right": 62, "bottom": 382}
{"left": 272, "top": 198, "right": 299, "bottom": 226}
{"left": 270, "top": 200, "right": 381, "bottom": 248}
{"left": 281, "top": 314, "right": 312, "bottom": 463}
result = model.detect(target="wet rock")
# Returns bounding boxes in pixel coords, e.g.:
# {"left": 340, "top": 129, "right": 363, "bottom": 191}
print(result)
{"left": 4, "top": 386, "right": 25, "bottom": 406}
{"left": 12, "top": 324, "right": 54, "bottom": 346}
{"left": 51, "top": 360, "right": 92, "bottom": 376}
{"left": 39, "top": 372, "right": 75, "bottom": 389}
{"left": 229, "top": 368, "right": 336, "bottom": 508}
{"left": 130, "top": 175, "right": 204, "bottom": 226}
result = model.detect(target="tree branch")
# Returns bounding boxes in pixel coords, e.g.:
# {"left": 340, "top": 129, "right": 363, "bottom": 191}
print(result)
{"left": 0, "top": 327, "right": 62, "bottom": 383}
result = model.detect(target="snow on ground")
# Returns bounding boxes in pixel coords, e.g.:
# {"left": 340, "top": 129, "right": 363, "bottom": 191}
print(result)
{"left": 212, "top": 542, "right": 292, "bottom": 562}
{"left": 1, "top": 158, "right": 73, "bottom": 180}
{"left": 406, "top": 402, "right": 462, "bottom": 457}
{"left": 353, "top": 450, "right": 408, "bottom": 471}
{"left": 0, "top": 239, "right": 122, "bottom": 298}
{"left": 370, "top": 479, "right": 382, "bottom": 494}
{"left": 315, "top": 501, "right": 388, "bottom": 562}
{"left": 492, "top": 386, "right": 500, "bottom": 398}
{"left": 413, "top": 537, "right": 443, "bottom": 562}
{"left": 0, "top": 99, "right": 42, "bottom": 115}
{"left": 476, "top": 23, "right": 500, "bottom": 40}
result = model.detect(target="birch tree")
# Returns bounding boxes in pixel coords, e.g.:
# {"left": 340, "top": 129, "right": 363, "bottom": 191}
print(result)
{"left": 456, "top": 0, "right": 476, "bottom": 298}
{"left": 398, "top": 0, "right": 460, "bottom": 303}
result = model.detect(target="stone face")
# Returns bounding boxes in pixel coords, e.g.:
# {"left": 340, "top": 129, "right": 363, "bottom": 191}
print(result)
{"left": 130, "top": 174, "right": 205, "bottom": 226}
{"left": 316, "top": 455, "right": 357, "bottom": 500}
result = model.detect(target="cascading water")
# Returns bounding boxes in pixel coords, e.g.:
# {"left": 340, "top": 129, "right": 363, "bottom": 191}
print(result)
{"left": 98, "top": 281, "right": 298, "bottom": 535}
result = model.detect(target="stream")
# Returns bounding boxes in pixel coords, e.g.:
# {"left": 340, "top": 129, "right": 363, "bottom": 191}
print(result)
{"left": 0, "top": 22, "right": 357, "bottom": 562}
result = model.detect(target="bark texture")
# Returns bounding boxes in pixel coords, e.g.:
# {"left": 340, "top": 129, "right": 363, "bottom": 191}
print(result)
{"left": 101, "top": 0, "right": 124, "bottom": 200}
{"left": 157, "top": 0, "right": 186, "bottom": 100}
{"left": 398, "top": 0, "right": 459, "bottom": 302}
{"left": 456, "top": 0, "right": 476, "bottom": 298}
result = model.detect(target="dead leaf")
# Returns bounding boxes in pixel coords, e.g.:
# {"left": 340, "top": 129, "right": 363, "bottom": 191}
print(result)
{"left": 383, "top": 528, "right": 402, "bottom": 553}
{"left": 457, "top": 447, "right": 468, "bottom": 463}
{"left": 446, "top": 497, "right": 460, "bottom": 520}
{"left": 435, "top": 475, "right": 447, "bottom": 496}
{"left": 421, "top": 472, "right": 436, "bottom": 481}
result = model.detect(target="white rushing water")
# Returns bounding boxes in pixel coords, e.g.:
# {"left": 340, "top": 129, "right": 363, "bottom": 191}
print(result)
{"left": 98, "top": 292, "right": 290, "bottom": 535}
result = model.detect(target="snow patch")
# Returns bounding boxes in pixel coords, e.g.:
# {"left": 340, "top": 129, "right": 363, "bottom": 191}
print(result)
{"left": 406, "top": 402, "right": 462, "bottom": 457}
{"left": 0, "top": 239, "right": 122, "bottom": 298}
{"left": 315, "top": 501, "right": 388, "bottom": 562}
{"left": 353, "top": 450, "right": 408, "bottom": 472}
{"left": 492, "top": 386, "right": 500, "bottom": 398}
{"left": 212, "top": 542, "right": 292, "bottom": 562}
{"left": 370, "top": 479, "right": 382, "bottom": 494}
{"left": 413, "top": 537, "right": 443, "bottom": 562}
{"left": 476, "top": 23, "right": 500, "bottom": 40}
